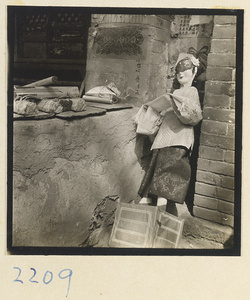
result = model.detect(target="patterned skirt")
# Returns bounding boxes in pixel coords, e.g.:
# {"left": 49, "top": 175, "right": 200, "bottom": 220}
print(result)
{"left": 138, "top": 147, "right": 191, "bottom": 204}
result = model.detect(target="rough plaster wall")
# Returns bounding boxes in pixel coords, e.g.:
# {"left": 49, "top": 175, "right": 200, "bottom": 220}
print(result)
{"left": 13, "top": 108, "right": 143, "bottom": 247}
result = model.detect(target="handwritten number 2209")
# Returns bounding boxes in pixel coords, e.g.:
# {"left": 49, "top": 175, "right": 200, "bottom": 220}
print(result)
{"left": 13, "top": 267, "right": 72, "bottom": 298}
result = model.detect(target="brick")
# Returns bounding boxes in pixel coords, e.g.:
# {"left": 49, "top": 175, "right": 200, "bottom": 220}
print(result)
{"left": 197, "top": 170, "right": 221, "bottom": 186}
{"left": 195, "top": 182, "right": 216, "bottom": 198}
{"left": 227, "top": 124, "right": 235, "bottom": 138}
{"left": 214, "top": 15, "right": 237, "bottom": 25}
{"left": 230, "top": 97, "right": 235, "bottom": 109}
{"left": 201, "top": 120, "right": 228, "bottom": 135}
{"left": 211, "top": 39, "right": 236, "bottom": 53}
{"left": 213, "top": 24, "right": 236, "bottom": 39}
{"left": 218, "top": 200, "right": 234, "bottom": 215}
{"left": 224, "top": 150, "right": 235, "bottom": 164}
{"left": 203, "top": 107, "right": 235, "bottom": 123}
{"left": 200, "top": 133, "right": 235, "bottom": 150}
{"left": 221, "top": 175, "right": 234, "bottom": 189}
{"left": 197, "top": 158, "right": 234, "bottom": 176}
{"left": 196, "top": 170, "right": 234, "bottom": 189}
{"left": 206, "top": 67, "right": 235, "bottom": 81}
{"left": 194, "top": 194, "right": 218, "bottom": 210}
{"left": 207, "top": 53, "right": 236, "bottom": 67}
{"left": 204, "top": 93, "right": 233, "bottom": 108}
{"left": 217, "top": 186, "right": 234, "bottom": 202}
{"left": 232, "top": 69, "right": 236, "bottom": 81}
{"left": 193, "top": 206, "right": 234, "bottom": 227}
{"left": 205, "top": 81, "right": 235, "bottom": 97}
{"left": 199, "top": 145, "right": 224, "bottom": 161}
{"left": 195, "top": 182, "right": 234, "bottom": 202}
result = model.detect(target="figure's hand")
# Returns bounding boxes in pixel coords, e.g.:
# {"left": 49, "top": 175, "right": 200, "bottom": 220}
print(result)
{"left": 161, "top": 106, "right": 173, "bottom": 116}
{"left": 164, "top": 93, "right": 172, "bottom": 101}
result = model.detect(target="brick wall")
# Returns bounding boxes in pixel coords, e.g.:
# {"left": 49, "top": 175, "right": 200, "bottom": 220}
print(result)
{"left": 193, "top": 16, "right": 236, "bottom": 227}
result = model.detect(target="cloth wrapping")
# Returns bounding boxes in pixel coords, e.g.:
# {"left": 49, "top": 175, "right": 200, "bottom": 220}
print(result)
{"left": 59, "top": 98, "right": 87, "bottom": 112}
{"left": 145, "top": 94, "right": 173, "bottom": 112}
{"left": 14, "top": 100, "right": 38, "bottom": 115}
{"left": 59, "top": 99, "right": 72, "bottom": 111}
{"left": 70, "top": 98, "right": 87, "bottom": 111}
{"left": 134, "top": 94, "right": 174, "bottom": 136}
{"left": 135, "top": 106, "right": 164, "bottom": 136}
{"left": 37, "top": 99, "right": 63, "bottom": 114}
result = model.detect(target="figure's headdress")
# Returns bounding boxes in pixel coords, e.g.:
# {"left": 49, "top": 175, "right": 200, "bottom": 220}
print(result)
{"left": 175, "top": 53, "right": 199, "bottom": 74}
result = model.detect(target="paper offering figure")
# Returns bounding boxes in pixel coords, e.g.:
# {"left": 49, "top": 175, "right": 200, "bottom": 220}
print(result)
{"left": 135, "top": 53, "right": 203, "bottom": 216}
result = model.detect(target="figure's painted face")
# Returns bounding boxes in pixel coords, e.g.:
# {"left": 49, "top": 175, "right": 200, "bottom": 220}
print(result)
{"left": 175, "top": 57, "right": 197, "bottom": 87}
{"left": 176, "top": 68, "right": 194, "bottom": 86}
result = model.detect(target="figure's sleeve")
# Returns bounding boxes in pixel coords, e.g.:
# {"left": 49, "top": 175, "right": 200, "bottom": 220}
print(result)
{"left": 171, "top": 87, "right": 203, "bottom": 126}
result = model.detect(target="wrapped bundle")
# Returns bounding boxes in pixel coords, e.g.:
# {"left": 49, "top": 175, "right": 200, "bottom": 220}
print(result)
{"left": 82, "top": 95, "right": 119, "bottom": 104}
{"left": 14, "top": 100, "right": 38, "bottom": 115}
{"left": 59, "top": 98, "right": 87, "bottom": 112}
{"left": 59, "top": 99, "right": 73, "bottom": 111}
{"left": 37, "top": 99, "right": 63, "bottom": 114}
{"left": 70, "top": 98, "right": 87, "bottom": 112}
{"left": 84, "top": 84, "right": 120, "bottom": 104}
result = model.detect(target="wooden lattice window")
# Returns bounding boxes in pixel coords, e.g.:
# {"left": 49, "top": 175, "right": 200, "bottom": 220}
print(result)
{"left": 178, "top": 15, "right": 199, "bottom": 36}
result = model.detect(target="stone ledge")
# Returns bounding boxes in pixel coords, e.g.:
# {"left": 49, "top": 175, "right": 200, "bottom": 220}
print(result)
{"left": 180, "top": 210, "right": 234, "bottom": 247}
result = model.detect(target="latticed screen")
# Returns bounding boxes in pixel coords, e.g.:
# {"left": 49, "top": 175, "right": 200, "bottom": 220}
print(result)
{"left": 109, "top": 203, "right": 184, "bottom": 248}
{"left": 178, "top": 15, "right": 199, "bottom": 36}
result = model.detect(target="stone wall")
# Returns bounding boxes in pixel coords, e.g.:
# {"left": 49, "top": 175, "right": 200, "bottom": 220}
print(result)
{"left": 193, "top": 16, "right": 236, "bottom": 227}
{"left": 85, "top": 14, "right": 171, "bottom": 104}
{"left": 13, "top": 108, "right": 142, "bottom": 247}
